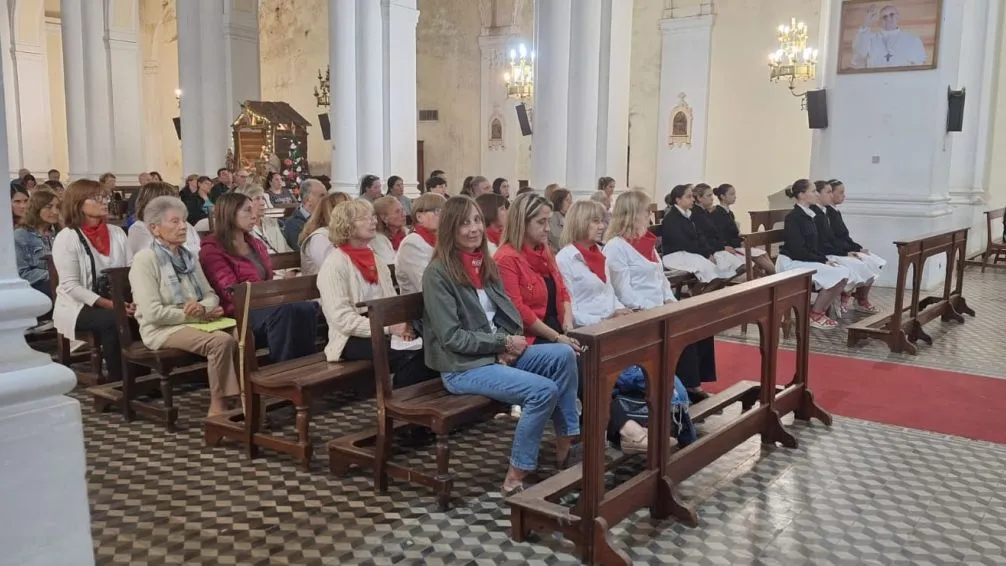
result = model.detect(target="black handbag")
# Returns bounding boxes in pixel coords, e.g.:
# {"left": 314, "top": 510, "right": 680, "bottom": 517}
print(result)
{"left": 73, "top": 228, "right": 112, "bottom": 300}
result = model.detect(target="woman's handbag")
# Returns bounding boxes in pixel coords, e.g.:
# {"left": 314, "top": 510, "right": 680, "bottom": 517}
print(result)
{"left": 73, "top": 228, "right": 112, "bottom": 299}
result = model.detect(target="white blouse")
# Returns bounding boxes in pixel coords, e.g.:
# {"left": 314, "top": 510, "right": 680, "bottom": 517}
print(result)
{"left": 555, "top": 244, "right": 625, "bottom": 328}
{"left": 603, "top": 236, "right": 677, "bottom": 310}
{"left": 299, "top": 227, "right": 334, "bottom": 277}
{"left": 370, "top": 233, "right": 396, "bottom": 266}
{"left": 394, "top": 232, "right": 434, "bottom": 294}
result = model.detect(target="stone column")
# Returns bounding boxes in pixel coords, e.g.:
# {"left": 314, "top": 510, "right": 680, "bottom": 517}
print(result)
{"left": 108, "top": 0, "right": 145, "bottom": 181}
{"left": 82, "top": 0, "right": 116, "bottom": 176}
{"left": 330, "top": 0, "right": 359, "bottom": 192}
{"left": 0, "top": 1, "right": 20, "bottom": 175}
{"left": 357, "top": 0, "right": 385, "bottom": 179}
{"left": 0, "top": 40, "right": 95, "bottom": 565}
{"left": 176, "top": 0, "right": 207, "bottom": 176}
{"left": 383, "top": 0, "right": 420, "bottom": 195}
{"left": 10, "top": 0, "right": 54, "bottom": 174}
{"left": 564, "top": 0, "right": 602, "bottom": 198}
{"left": 222, "top": 0, "right": 261, "bottom": 136}
{"left": 655, "top": 4, "right": 714, "bottom": 204}
{"left": 59, "top": 0, "right": 88, "bottom": 178}
{"left": 596, "top": 0, "right": 633, "bottom": 189}
{"left": 530, "top": 0, "right": 571, "bottom": 189}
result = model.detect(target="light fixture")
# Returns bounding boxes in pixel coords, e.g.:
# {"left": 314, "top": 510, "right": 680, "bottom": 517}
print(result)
{"left": 174, "top": 88, "right": 182, "bottom": 108}
{"left": 503, "top": 43, "right": 534, "bottom": 101}
{"left": 768, "top": 18, "right": 818, "bottom": 108}
{"left": 314, "top": 66, "right": 330, "bottom": 108}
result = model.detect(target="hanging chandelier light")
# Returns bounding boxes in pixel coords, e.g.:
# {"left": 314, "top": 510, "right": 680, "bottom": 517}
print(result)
{"left": 314, "top": 66, "right": 331, "bottom": 108}
{"left": 503, "top": 43, "right": 534, "bottom": 101}
{"left": 768, "top": 18, "right": 818, "bottom": 107}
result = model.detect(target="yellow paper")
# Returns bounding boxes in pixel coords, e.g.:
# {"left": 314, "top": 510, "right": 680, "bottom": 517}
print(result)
{"left": 184, "top": 317, "right": 237, "bottom": 332}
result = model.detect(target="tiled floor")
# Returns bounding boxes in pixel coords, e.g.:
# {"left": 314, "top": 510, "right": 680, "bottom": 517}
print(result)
{"left": 63, "top": 267, "right": 1006, "bottom": 565}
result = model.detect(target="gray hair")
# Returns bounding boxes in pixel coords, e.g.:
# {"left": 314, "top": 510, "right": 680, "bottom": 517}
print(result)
{"left": 234, "top": 185, "right": 264, "bottom": 199}
{"left": 300, "top": 178, "right": 322, "bottom": 194}
{"left": 144, "top": 196, "right": 188, "bottom": 225}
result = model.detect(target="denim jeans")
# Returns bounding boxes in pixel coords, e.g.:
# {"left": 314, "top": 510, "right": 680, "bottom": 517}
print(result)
{"left": 442, "top": 343, "right": 580, "bottom": 472}
{"left": 250, "top": 301, "right": 318, "bottom": 363}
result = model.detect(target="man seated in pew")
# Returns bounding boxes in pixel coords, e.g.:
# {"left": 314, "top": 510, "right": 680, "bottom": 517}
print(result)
{"left": 297, "top": 193, "right": 347, "bottom": 277}
{"left": 711, "top": 183, "right": 776, "bottom": 275}
{"left": 605, "top": 190, "right": 719, "bottom": 403}
{"left": 199, "top": 193, "right": 318, "bottom": 363}
{"left": 282, "top": 178, "right": 329, "bottom": 251}
{"left": 129, "top": 196, "right": 239, "bottom": 418}
{"left": 395, "top": 192, "right": 447, "bottom": 294}
{"left": 128, "top": 182, "right": 202, "bottom": 257}
{"left": 778, "top": 179, "right": 852, "bottom": 330}
{"left": 827, "top": 179, "right": 886, "bottom": 301}
{"left": 812, "top": 181, "right": 879, "bottom": 314}
{"left": 234, "top": 185, "right": 293, "bottom": 254}
{"left": 422, "top": 196, "right": 581, "bottom": 497}
{"left": 660, "top": 184, "right": 737, "bottom": 293}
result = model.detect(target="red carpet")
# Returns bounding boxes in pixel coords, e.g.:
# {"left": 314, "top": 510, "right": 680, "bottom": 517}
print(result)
{"left": 709, "top": 340, "right": 1006, "bottom": 445}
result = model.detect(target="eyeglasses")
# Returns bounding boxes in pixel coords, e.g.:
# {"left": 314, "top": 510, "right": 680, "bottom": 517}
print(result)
{"left": 86, "top": 195, "right": 111, "bottom": 204}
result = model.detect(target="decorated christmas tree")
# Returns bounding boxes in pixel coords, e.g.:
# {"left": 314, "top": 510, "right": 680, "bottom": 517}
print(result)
{"left": 281, "top": 139, "right": 309, "bottom": 187}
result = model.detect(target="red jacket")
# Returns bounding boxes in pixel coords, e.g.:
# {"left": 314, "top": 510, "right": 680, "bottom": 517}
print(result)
{"left": 198, "top": 234, "right": 273, "bottom": 315}
{"left": 494, "top": 243, "right": 570, "bottom": 343}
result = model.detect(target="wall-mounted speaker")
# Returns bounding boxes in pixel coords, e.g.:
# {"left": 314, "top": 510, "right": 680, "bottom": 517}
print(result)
{"left": 947, "top": 87, "right": 966, "bottom": 133}
{"left": 515, "top": 103, "right": 532, "bottom": 136}
{"left": 318, "top": 113, "right": 331, "bottom": 141}
{"left": 806, "top": 89, "right": 828, "bottom": 129}
{"left": 172, "top": 116, "right": 181, "bottom": 140}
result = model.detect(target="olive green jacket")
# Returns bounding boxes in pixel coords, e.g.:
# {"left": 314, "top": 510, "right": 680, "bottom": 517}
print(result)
{"left": 422, "top": 258, "right": 523, "bottom": 372}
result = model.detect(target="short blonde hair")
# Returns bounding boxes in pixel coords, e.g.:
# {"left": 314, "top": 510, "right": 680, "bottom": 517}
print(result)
{"left": 412, "top": 192, "right": 446, "bottom": 214}
{"left": 372, "top": 195, "right": 402, "bottom": 237}
{"left": 328, "top": 199, "right": 374, "bottom": 247}
{"left": 605, "top": 189, "right": 651, "bottom": 242}
{"left": 560, "top": 200, "right": 606, "bottom": 248}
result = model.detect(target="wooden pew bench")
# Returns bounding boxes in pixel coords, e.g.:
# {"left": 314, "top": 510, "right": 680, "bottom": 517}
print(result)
{"left": 740, "top": 229, "right": 792, "bottom": 338}
{"left": 965, "top": 207, "right": 1006, "bottom": 271}
{"left": 848, "top": 227, "right": 975, "bottom": 354}
{"left": 327, "top": 292, "right": 505, "bottom": 510}
{"left": 202, "top": 275, "right": 372, "bottom": 470}
{"left": 748, "top": 208, "right": 790, "bottom": 232}
{"left": 506, "top": 270, "right": 831, "bottom": 566}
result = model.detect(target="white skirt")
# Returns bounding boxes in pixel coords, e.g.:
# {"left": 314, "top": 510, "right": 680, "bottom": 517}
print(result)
{"left": 712, "top": 250, "right": 746, "bottom": 273}
{"left": 777, "top": 254, "right": 853, "bottom": 290}
{"left": 827, "top": 255, "right": 876, "bottom": 287}
{"left": 852, "top": 251, "right": 886, "bottom": 278}
{"left": 663, "top": 251, "right": 736, "bottom": 283}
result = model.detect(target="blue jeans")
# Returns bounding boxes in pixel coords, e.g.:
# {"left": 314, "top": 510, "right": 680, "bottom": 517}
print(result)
{"left": 250, "top": 301, "right": 318, "bottom": 363}
{"left": 442, "top": 343, "right": 580, "bottom": 472}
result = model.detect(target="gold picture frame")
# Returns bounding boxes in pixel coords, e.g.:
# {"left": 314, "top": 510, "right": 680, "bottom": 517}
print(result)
{"left": 837, "top": 0, "right": 942, "bottom": 74}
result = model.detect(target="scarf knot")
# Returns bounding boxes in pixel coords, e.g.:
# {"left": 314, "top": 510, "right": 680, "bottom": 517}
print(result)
{"left": 460, "top": 249, "right": 484, "bottom": 288}
{"left": 390, "top": 228, "right": 407, "bottom": 251}
{"left": 81, "top": 222, "right": 111, "bottom": 256}
{"left": 522, "top": 243, "right": 554, "bottom": 278}
{"left": 573, "top": 242, "right": 607, "bottom": 282}
{"left": 152, "top": 240, "right": 205, "bottom": 306}
{"left": 340, "top": 244, "right": 379, "bottom": 284}
{"left": 628, "top": 231, "right": 659, "bottom": 263}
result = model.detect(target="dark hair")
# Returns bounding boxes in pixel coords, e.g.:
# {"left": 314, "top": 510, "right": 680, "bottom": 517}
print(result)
{"left": 828, "top": 178, "right": 843, "bottom": 186}
{"left": 433, "top": 195, "right": 500, "bottom": 286}
{"left": 22, "top": 188, "right": 60, "bottom": 230}
{"left": 517, "top": 186, "right": 535, "bottom": 195}
{"left": 149, "top": 171, "right": 163, "bottom": 182}
{"left": 813, "top": 180, "right": 831, "bottom": 192}
{"left": 692, "top": 183, "right": 712, "bottom": 199}
{"left": 135, "top": 182, "right": 179, "bottom": 221}
{"left": 197, "top": 175, "right": 212, "bottom": 185}
{"left": 22, "top": 174, "right": 36, "bottom": 186}
{"left": 263, "top": 171, "right": 281, "bottom": 191}
{"left": 597, "top": 177, "right": 615, "bottom": 192}
{"left": 476, "top": 193, "right": 509, "bottom": 227}
{"left": 359, "top": 174, "right": 379, "bottom": 196}
{"left": 430, "top": 169, "right": 445, "bottom": 178}
{"left": 47, "top": 169, "right": 59, "bottom": 176}
{"left": 217, "top": 168, "right": 230, "bottom": 178}
{"left": 666, "top": 184, "right": 691, "bottom": 207}
{"left": 212, "top": 192, "right": 252, "bottom": 256}
{"left": 425, "top": 176, "right": 446, "bottom": 192}
{"left": 10, "top": 185, "right": 28, "bottom": 199}
{"left": 43, "top": 180, "right": 63, "bottom": 190}
{"left": 313, "top": 175, "right": 332, "bottom": 190}
{"left": 460, "top": 176, "right": 475, "bottom": 196}
{"left": 713, "top": 184, "right": 733, "bottom": 199}
{"left": 99, "top": 172, "right": 116, "bottom": 184}
{"left": 784, "top": 179, "right": 813, "bottom": 199}
{"left": 386, "top": 176, "right": 403, "bottom": 194}
{"left": 549, "top": 188, "right": 571, "bottom": 213}
{"left": 492, "top": 178, "right": 508, "bottom": 194}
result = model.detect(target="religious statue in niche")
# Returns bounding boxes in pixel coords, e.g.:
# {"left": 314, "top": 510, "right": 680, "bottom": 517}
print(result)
{"left": 488, "top": 107, "right": 504, "bottom": 151}
{"left": 668, "top": 92, "right": 693, "bottom": 148}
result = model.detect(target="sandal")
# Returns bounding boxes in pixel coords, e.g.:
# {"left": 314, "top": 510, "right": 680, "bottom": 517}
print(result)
{"left": 501, "top": 483, "right": 526, "bottom": 498}
{"left": 855, "top": 300, "right": 879, "bottom": 314}
{"left": 810, "top": 312, "right": 839, "bottom": 330}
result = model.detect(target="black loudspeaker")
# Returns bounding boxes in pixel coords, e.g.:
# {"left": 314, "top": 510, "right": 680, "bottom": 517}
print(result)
{"left": 172, "top": 117, "right": 181, "bottom": 140}
{"left": 516, "top": 103, "right": 532, "bottom": 136}
{"left": 806, "top": 89, "right": 828, "bottom": 129}
{"left": 947, "top": 87, "right": 966, "bottom": 132}
{"left": 318, "top": 113, "right": 331, "bottom": 140}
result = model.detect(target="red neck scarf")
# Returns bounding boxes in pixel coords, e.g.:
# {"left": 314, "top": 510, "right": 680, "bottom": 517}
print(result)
{"left": 339, "top": 244, "right": 379, "bottom": 284}
{"left": 522, "top": 243, "right": 553, "bottom": 278}
{"left": 460, "top": 249, "right": 484, "bottom": 288}
{"left": 389, "top": 228, "right": 407, "bottom": 250}
{"left": 486, "top": 226, "right": 502, "bottom": 246}
{"left": 574, "top": 242, "right": 607, "bottom": 282}
{"left": 80, "top": 222, "right": 111, "bottom": 256}
{"left": 628, "top": 230, "right": 659, "bottom": 263}
{"left": 414, "top": 225, "right": 436, "bottom": 247}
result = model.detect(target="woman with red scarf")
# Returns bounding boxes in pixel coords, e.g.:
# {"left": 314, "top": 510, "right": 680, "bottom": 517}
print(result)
{"left": 475, "top": 192, "right": 508, "bottom": 254}
{"left": 51, "top": 179, "right": 133, "bottom": 381}
{"left": 395, "top": 192, "right": 446, "bottom": 294}
{"left": 371, "top": 195, "right": 409, "bottom": 265}
{"left": 493, "top": 193, "right": 582, "bottom": 352}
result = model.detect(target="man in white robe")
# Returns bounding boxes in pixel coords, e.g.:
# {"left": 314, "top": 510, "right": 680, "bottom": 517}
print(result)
{"left": 851, "top": 4, "right": 927, "bottom": 69}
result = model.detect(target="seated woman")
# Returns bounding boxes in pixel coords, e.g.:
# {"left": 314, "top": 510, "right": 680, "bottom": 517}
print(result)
{"left": 371, "top": 195, "right": 409, "bottom": 265}
{"left": 298, "top": 193, "right": 344, "bottom": 276}
{"left": 475, "top": 192, "right": 509, "bottom": 254}
{"left": 264, "top": 172, "right": 297, "bottom": 207}
{"left": 811, "top": 181, "right": 875, "bottom": 314}
{"left": 52, "top": 179, "right": 133, "bottom": 382}
{"left": 129, "top": 196, "right": 239, "bottom": 417}
{"left": 10, "top": 185, "right": 28, "bottom": 228}
{"left": 234, "top": 185, "right": 293, "bottom": 254}
{"left": 605, "top": 189, "right": 718, "bottom": 402}
{"left": 422, "top": 195, "right": 580, "bottom": 496}
{"left": 710, "top": 183, "right": 775, "bottom": 275}
{"left": 547, "top": 188, "right": 572, "bottom": 251}
{"left": 691, "top": 183, "right": 746, "bottom": 276}
{"left": 492, "top": 177, "right": 510, "bottom": 199}
{"left": 359, "top": 174, "right": 383, "bottom": 203}
{"left": 826, "top": 179, "right": 886, "bottom": 311}
{"left": 386, "top": 175, "right": 413, "bottom": 216}
{"left": 495, "top": 192, "right": 580, "bottom": 351}
{"left": 395, "top": 192, "right": 446, "bottom": 294}
{"left": 778, "top": 179, "right": 852, "bottom": 330}
{"left": 183, "top": 175, "right": 215, "bottom": 229}
{"left": 661, "top": 184, "right": 737, "bottom": 290}
{"left": 317, "top": 199, "right": 436, "bottom": 386}
{"left": 15, "top": 188, "right": 61, "bottom": 299}
{"left": 199, "top": 192, "right": 317, "bottom": 362}
{"left": 128, "top": 182, "right": 202, "bottom": 256}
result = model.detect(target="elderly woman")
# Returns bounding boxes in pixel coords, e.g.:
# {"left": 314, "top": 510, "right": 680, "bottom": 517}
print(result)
{"left": 199, "top": 192, "right": 317, "bottom": 363}
{"left": 234, "top": 185, "right": 292, "bottom": 254}
{"left": 128, "top": 182, "right": 201, "bottom": 256}
{"left": 395, "top": 192, "right": 446, "bottom": 294}
{"left": 371, "top": 195, "right": 408, "bottom": 265}
{"left": 298, "top": 192, "right": 345, "bottom": 276}
{"left": 52, "top": 179, "right": 133, "bottom": 381}
{"left": 129, "top": 196, "right": 239, "bottom": 417}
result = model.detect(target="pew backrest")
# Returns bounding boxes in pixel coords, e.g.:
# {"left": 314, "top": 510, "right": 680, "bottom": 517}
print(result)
{"left": 749, "top": 209, "right": 790, "bottom": 232}
{"left": 984, "top": 207, "right": 1005, "bottom": 245}
{"left": 271, "top": 251, "right": 301, "bottom": 271}
{"left": 232, "top": 275, "right": 319, "bottom": 375}
{"left": 741, "top": 228, "right": 784, "bottom": 280}
{"left": 105, "top": 267, "right": 140, "bottom": 350}
{"left": 363, "top": 292, "right": 424, "bottom": 403}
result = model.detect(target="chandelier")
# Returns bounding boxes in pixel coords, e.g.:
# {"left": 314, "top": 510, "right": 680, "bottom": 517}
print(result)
{"left": 768, "top": 19, "right": 818, "bottom": 106}
{"left": 503, "top": 43, "right": 534, "bottom": 101}
{"left": 314, "top": 66, "right": 330, "bottom": 108}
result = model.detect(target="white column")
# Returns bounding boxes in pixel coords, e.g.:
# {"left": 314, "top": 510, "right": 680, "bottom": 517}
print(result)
{"left": 0, "top": 0, "right": 22, "bottom": 176}
{"left": 564, "top": 0, "right": 602, "bottom": 198}
{"left": 530, "top": 0, "right": 571, "bottom": 189}
{"left": 108, "top": 0, "right": 145, "bottom": 180}
{"left": 655, "top": 9, "right": 714, "bottom": 204}
{"left": 142, "top": 61, "right": 165, "bottom": 174}
{"left": 176, "top": 0, "right": 206, "bottom": 176}
{"left": 596, "top": 0, "right": 633, "bottom": 188}
{"left": 222, "top": 1, "right": 260, "bottom": 134}
{"left": 81, "top": 0, "right": 115, "bottom": 176}
{"left": 10, "top": 0, "right": 54, "bottom": 174}
{"left": 0, "top": 39, "right": 95, "bottom": 566}
{"left": 197, "top": 5, "right": 228, "bottom": 173}
{"left": 383, "top": 0, "right": 420, "bottom": 194}
{"left": 60, "top": 0, "right": 87, "bottom": 178}
{"left": 357, "top": 0, "right": 385, "bottom": 179}
{"left": 330, "top": 0, "right": 359, "bottom": 192}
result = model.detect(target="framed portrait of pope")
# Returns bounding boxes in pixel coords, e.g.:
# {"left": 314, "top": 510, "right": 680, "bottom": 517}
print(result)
{"left": 837, "top": 0, "right": 942, "bottom": 74}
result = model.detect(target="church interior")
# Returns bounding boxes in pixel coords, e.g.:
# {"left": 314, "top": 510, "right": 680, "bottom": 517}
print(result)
{"left": 3, "top": 0, "right": 1006, "bottom": 564}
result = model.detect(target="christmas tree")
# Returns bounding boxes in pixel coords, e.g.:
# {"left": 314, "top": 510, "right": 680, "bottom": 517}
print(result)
{"left": 281, "top": 139, "right": 309, "bottom": 187}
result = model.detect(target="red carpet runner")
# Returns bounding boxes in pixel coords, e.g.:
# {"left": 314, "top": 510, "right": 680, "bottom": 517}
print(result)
{"left": 710, "top": 340, "right": 1006, "bottom": 445}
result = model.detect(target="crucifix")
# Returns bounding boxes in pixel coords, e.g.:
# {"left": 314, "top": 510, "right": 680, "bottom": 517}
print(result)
{"left": 885, "top": 52, "right": 893, "bottom": 62}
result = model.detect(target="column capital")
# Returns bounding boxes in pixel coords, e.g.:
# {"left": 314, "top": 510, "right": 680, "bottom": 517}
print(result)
{"left": 660, "top": 13, "right": 714, "bottom": 33}
{"left": 662, "top": 0, "right": 713, "bottom": 20}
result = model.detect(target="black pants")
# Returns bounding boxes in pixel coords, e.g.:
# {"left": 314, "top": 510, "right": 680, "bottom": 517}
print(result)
{"left": 343, "top": 336, "right": 438, "bottom": 388}
{"left": 75, "top": 305, "right": 122, "bottom": 380}
{"left": 250, "top": 302, "right": 319, "bottom": 363}
{"left": 30, "top": 279, "right": 53, "bottom": 320}
{"left": 676, "top": 337, "right": 717, "bottom": 389}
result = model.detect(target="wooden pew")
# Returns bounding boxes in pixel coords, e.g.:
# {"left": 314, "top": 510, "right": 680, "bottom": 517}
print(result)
{"left": 964, "top": 207, "right": 1006, "bottom": 272}
{"left": 740, "top": 229, "right": 792, "bottom": 339}
{"left": 847, "top": 228, "right": 975, "bottom": 354}
{"left": 647, "top": 224, "right": 698, "bottom": 296}
{"left": 44, "top": 255, "right": 105, "bottom": 386}
{"left": 202, "top": 276, "right": 372, "bottom": 470}
{"left": 327, "top": 292, "right": 505, "bottom": 509}
{"left": 506, "top": 270, "right": 831, "bottom": 566}
{"left": 748, "top": 209, "right": 789, "bottom": 232}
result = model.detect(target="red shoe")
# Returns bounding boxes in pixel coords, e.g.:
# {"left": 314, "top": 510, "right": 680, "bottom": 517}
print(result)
{"left": 810, "top": 312, "right": 839, "bottom": 329}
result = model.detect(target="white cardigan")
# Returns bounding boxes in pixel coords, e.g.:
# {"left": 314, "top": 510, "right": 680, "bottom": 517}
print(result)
{"left": 317, "top": 247, "right": 396, "bottom": 362}
{"left": 556, "top": 244, "right": 625, "bottom": 328}
{"left": 52, "top": 224, "right": 132, "bottom": 341}
{"left": 299, "top": 227, "right": 334, "bottom": 277}
{"left": 394, "top": 232, "right": 434, "bottom": 294}
{"left": 128, "top": 220, "right": 201, "bottom": 257}
{"left": 603, "top": 236, "right": 677, "bottom": 310}
{"left": 370, "top": 233, "right": 397, "bottom": 266}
